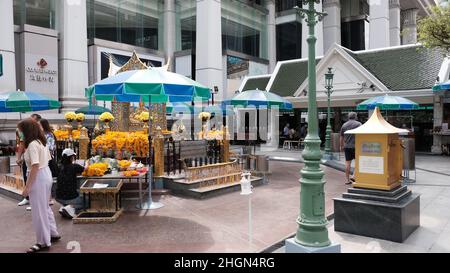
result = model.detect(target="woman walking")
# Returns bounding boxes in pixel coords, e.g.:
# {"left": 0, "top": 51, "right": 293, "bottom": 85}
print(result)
{"left": 18, "top": 118, "right": 60, "bottom": 253}
{"left": 39, "top": 119, "right": 58, "bottom": 179}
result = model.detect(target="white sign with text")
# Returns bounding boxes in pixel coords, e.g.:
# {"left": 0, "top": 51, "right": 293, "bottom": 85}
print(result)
{"left": 359, "top": 156, "right": 384, "bottom": 175}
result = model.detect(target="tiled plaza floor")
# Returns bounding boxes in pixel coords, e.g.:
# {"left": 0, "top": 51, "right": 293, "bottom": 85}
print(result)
{"left": 0, "top": 161, "right": 349, "bottom": 253}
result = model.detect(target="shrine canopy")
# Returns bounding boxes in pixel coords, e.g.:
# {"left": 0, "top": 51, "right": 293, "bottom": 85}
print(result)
{"left": 433, "top": 81, "right": 450, "bottom": 92}
{"left": 345, "top": 107, "right": 409, "bottom": 135}
{"left": 0, "top": 90, "right": 61, "bottom": 112}
{"left": 85, "top": 68, "right": 211, "bottom": 103}
{"left": 356, "top": 94, "right": 418, "bottom": 110}
{"left": 222, "top": 89, "right": 293, "bottom": 110}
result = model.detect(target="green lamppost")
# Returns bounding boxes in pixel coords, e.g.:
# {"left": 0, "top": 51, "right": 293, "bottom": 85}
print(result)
{"left": 324, "top": 67, "right": 334, "bottom": 160}
{"left": 293, "top": 0, "right": 330, "bottom": 248}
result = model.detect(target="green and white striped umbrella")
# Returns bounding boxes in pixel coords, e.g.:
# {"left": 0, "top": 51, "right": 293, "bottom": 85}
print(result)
{"left": 0, "top": 90, "right": 61, "bottom": 112}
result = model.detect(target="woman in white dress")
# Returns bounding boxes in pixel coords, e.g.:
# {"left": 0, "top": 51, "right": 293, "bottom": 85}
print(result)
{"left": 18, "top": 118, "right": 61, "bottom": 253}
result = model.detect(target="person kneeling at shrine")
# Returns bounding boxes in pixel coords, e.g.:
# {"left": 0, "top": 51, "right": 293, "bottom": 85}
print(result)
{"left": 55, "top": 148, "right": 85, "bottom": 219}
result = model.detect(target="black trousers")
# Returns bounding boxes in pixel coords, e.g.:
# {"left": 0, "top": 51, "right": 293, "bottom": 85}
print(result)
{"left": 22, "top": 163, "right": 29, "bottom": 200}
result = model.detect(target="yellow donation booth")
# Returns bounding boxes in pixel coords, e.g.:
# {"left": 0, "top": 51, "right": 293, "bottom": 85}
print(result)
{"left": 346, "top": 107, "right": 408, "bottom": 191}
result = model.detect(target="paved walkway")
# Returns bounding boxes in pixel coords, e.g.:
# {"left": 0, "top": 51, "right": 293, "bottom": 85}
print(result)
{"left": 0, "top": 161, "right": 349, "bottom": 253}
{"left": 265, "top": 149, "right": 450, "bottom": 253}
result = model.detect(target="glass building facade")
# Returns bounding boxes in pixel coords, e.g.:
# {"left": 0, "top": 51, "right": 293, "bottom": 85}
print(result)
{"left": 221, "top": 0, "right": 267, "bottom": 59}
{"left": 276, "top": 0, "right": 302, "bottom": 12}
{"left": 175, "top": 0, "right": 196, "bottom": 51}
{"left": 276, "top": 21, "right": 302, "bottom": 61}
{"left": 340, "top": 0, "right": 369, "bottom": 51}
{"left": 13, "top": 0, "right": 56, "bottom": 29}
{"left": 87, "top": 0, "right": 163, "bottom": 50}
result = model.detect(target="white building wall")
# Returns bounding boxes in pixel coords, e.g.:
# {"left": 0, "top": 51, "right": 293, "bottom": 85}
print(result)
{"left": 302, "top": 2, "right": 324, "bottom": 58}
{"left": 323, "top": 0, "right": 341, "bottom": 53}
{"left": 389, "top": 0, "right": 401, "bottom": 46}
{"left": 56, "top": 0, "right": 89, "bottom": 111}
{"left": 267, "top": 0, "right": 276, "bottom": 73}
{"left": 164, "top": 0, "right": 176, "bottom": 71}
{"left": 402, "top": 8, "right": 419, "bottom": 45}
{"left": 195, "top": 0, "right": 223, "bottom": 101}
{"left": 369, "top": 0, "right": 390, "bottom": 49}
{"left": 0, "top": 0, "right": 16, "bottom": 92}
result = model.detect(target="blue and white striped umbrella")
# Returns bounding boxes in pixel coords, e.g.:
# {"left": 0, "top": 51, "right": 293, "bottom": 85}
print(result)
{"left": 357, "top": 94, "right": 419, "bottom": 110}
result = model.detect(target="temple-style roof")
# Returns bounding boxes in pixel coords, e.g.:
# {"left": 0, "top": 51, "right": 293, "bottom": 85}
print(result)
{"left": 116, "top": 51, "right": 149, "bottom": 74}
{"left": 345, "top": 107, "right": 409, "bottom": 135}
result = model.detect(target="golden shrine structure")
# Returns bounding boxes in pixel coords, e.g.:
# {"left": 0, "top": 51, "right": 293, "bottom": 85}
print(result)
{"left": 347, "top": 107, "right": 408, "bottom": 191}
{"left": 333, "top": 107, "right": 420, "bottom": 243}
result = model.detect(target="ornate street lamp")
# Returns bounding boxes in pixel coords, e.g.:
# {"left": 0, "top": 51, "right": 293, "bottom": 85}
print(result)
{"left": 324, "top": 67, "right": 334, "bottom": 160}
{"left": 289, "top": 0, "right": 332, "bottom": 249}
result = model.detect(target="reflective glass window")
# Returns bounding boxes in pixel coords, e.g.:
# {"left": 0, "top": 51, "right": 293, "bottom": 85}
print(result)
{"left": 13, "top": 0, "right": 56, "bottom": 29}
{"left": 221, "top": 0, "right": 267, "bottom": 59}
{"left": 175, "top": 0, "right": 196, "bottom": 51}
{"left": 87, "top": 0, "right": 163, "bottom": 50}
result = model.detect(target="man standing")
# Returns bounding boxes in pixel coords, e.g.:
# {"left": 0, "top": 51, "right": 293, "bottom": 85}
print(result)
{"left": 340, "top": 112, "right": 362, "bottom": 185}
{"left": 283, "top": 123, "right": 290, "bottom": 136}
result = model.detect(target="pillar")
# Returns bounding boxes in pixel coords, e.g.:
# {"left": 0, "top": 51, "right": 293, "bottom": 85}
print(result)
{"left": 432, "top": 94, "right": 444, "bottom": 154}
{"left": 323, "top": 0, "right": 341, "bottom": 53}
{"left": 164, "top": 0, "right": 176, "bottom": 71}
{"left": 267, "top": 0, "right": 276, "bottom": 73}
{"left": 154, "top": 127, "right": 165, "bottom": 177}
{"left": 78, "top": 127, "right": 89, "bottom": 160}
{"left": 401, "top": 9, "right": 419, "bottom": 45}
{"left": 195, "top": 0, "right": 223, "bottom": 101}
{"left": 389, "top": 0, "right": 401, "bottom": 46}
{"left": 56, "top": 0, "right": 89, "bottom": 110}
{"left": 221, "top": 126, "right": 230, "bottom": 163}
{"left": 0, "top": 0, "right": 16, "bottom": 92}
{"left": 302, "top": 2, "right": 324, "bottom": 58}
{"left": 369, "top": 0, "right": 390, "bottom": 49}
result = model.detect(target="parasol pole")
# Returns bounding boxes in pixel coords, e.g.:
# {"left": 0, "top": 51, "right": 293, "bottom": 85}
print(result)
{"left": 137, "top": 94, "right": 164, "bottom": 210}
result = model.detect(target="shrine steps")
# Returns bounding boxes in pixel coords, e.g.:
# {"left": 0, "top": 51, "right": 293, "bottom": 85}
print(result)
{"left": 164, "top": 176, "right": 265, "bottom": 199}
{"left": 0, "top": 174, "right": 58, "bottom": 201}
{"left": 0, "top": 174, "right": 24, "bottom": 201}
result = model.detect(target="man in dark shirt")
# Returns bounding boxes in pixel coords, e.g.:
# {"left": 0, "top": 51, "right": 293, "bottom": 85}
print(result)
{"left": 340, "top": 112, "right": 362, "bottom": 185}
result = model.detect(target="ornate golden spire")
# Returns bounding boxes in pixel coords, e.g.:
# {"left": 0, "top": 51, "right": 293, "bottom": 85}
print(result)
{"left": 117, "top": 51, "right": 149, "bottom": 74}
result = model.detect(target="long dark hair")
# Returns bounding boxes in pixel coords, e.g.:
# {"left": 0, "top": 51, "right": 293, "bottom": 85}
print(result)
{"left": 39, "top": 118, "right": 52, "bottom": 134}
{"left": 39, "top": 118, "right": 56, "bottom": 139}
{"left": 17, "top": 118, "right": 47, "bottom": 148}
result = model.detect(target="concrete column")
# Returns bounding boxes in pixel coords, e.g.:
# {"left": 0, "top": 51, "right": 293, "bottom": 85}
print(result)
{"left": 164, "top": 0, "right": 176, "bottom": 71}
{"left": 432, "top": 94, "right": 443, "bottom": 154}
{"left": 56, "top": 0, "right": 89, "bottom": 110}
{"left": 195, "top": 0, "right": 223, "bottom": 101}
{"left": 0, "top": 0, "right": 16, "bottom": 92}
{"left": 389, "top": 0, "right": 401, "bottom": 46}
{"left": 401, "top": 8, "right": 419, "bottom": 45}
{"left": 266, "top": 0, "right": 276, "bottom": 73}
{"left": 302, "top": 2, "right": 324, "bottom": 58}
{"left": 369, "top": 0, "right": 390, "bottom": 49}
{"left": 323, "top": 0, "right": 341, "bottom": 53}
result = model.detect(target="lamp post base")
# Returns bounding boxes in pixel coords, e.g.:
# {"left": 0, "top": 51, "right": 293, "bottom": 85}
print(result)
{"left": 136, "top": 201, "right": 165, "bottom": 210}
{"left": 322, "top": 153, "right": 334, "bottom": 161}
{"left": 285, "top": 238, "right": 341, "bottom": 253}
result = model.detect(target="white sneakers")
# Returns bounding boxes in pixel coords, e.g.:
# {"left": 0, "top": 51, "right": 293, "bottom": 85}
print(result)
{"left": 26, "top": 206, "right": 31, "bottom": 211}
{"left": 61, "top": 205, "right": 76, "bottom": 219}
{"left": 17, "top": 198, "right": 29, "bottom": 206}
{"left": 49, "top": 200, "right": 54, "bottom": 206}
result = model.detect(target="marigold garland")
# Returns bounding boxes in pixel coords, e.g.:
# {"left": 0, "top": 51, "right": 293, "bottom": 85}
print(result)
{"left": 92, "top": 131, "right": 149, "bottom": 157}
{"left": 54, "top": 129, "right": 81, "bottom": 140}
{"left": 82, "top": 162, "right": 108, "bottom": 177}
